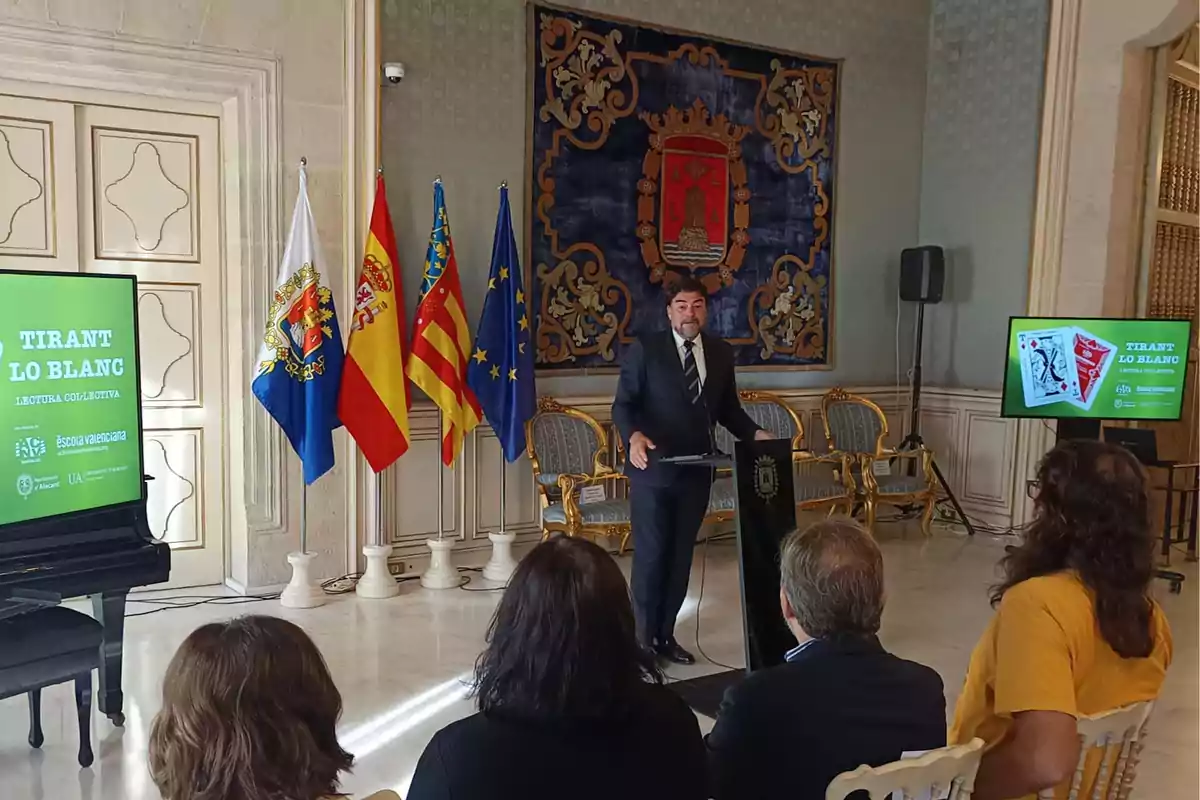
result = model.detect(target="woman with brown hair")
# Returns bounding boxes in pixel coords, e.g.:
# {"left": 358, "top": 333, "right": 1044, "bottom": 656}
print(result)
{"left": 950, "top": 439, "right": 1173, "bottom": 800}
{"left": 148, "top": 615, "right": 388, "bottom": 800}
{"left": 407, "top": 535, "right": 707, "bottom": 800}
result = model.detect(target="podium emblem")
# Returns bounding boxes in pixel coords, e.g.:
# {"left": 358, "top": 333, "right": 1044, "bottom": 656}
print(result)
{"left": 754, "top": 455, "right": 779, "bottom": 502}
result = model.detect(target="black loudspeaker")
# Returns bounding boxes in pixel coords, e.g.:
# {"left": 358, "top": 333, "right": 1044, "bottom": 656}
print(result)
{"left": 899, "top": 245, "right": 945, "bottom": 303}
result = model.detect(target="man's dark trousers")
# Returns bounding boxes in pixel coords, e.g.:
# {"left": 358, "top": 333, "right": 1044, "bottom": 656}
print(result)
{"left": 630, "top": 468, "right": 712, "bottom": 645}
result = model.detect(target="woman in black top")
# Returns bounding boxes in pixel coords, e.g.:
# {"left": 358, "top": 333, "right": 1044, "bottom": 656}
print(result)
{"left": 407, "top": 535, "right": 707, "bottom": 800}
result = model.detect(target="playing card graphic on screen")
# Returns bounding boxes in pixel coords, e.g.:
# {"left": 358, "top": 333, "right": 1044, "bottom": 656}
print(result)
{"left": 1017, "top": 328, "right": 1082, "bottom": 408}
{"left": 1070, "top": 329, "right": 1116, "bottom": 410}
{"left": 1003, "top": 317, "right": 1192, "bottom": 420}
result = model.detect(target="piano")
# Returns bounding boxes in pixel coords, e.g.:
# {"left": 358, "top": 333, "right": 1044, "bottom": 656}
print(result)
{"left": 0, "top": 478, "right": 170, "bottom": 726}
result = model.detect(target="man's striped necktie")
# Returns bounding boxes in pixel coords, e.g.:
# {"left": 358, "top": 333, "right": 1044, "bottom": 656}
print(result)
{"left": 682, "top": 339, "right": 702, "bottom": 404}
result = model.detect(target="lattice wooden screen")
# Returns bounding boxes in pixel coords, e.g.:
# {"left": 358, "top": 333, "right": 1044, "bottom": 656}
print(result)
{"left": 1149, "top": 222, "right": 1199, "bottom": 319}
{"left": 1147, "top": 77, "right": 1200, "bottom": 322}
{"left": 1159, "top": 79, "right": 1198, "bottom": 216}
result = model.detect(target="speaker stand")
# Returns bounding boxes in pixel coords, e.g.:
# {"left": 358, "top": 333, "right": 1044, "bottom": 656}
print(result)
{"left": 898, "top": 301, "right": 976, "bottom": 536}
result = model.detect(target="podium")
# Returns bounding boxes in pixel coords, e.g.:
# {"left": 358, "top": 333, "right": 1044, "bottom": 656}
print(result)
{"left": 661, "top": 438, "right": 797, "bottom": 717}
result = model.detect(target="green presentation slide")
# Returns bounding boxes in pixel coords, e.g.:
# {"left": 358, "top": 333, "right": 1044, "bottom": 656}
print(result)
{"left": 1002, "top": 317, "right": 1192, "bottom": 420}
{"left": 0, "top": 272, "right": 142, "bottom": 527}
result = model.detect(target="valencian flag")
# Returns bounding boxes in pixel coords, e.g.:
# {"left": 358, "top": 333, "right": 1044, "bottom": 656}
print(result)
{"left": 466, "top": 185, "right": 535, "bottom": 462}
{"left": 406, "top": 180, "right": 481, "bottom": 465}
{"left": 252, "top": 163, "right": 344, "bottom": 485}
{"left": 338, "top": 173, "right": 411, "bottom": 472}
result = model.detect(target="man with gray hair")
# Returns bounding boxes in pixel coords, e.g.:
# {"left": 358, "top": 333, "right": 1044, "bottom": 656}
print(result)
{"left": 705, "top": 518, "right": 946, "bottom": 800}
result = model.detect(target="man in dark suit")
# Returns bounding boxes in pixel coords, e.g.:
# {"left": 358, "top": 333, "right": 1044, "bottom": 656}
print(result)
{"left": 612, "top": 276, "right": 769, "bottom": 664}
{"left": 705, "top": 518, "right": 947, "bottom": 800}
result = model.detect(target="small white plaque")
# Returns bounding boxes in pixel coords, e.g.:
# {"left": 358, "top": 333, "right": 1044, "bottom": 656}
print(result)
{"left": 579, "top": 485, "right": 607, "bottom": 505}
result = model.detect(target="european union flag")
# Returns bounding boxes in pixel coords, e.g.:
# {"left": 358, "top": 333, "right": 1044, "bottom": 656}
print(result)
{"left": 467, "top": 185, "right": 536, "bottom": 462}
{"left": 252, "top": 165, "right": 344, "bottom": 485}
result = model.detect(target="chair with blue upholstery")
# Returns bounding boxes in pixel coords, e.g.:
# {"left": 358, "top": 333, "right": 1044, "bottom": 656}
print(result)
{"left": 707, "top": 390, "right": 855, "bottom": 522}
{"left": 820, "top": 387, "right": 936, "bottom": 534}
{"left": 526, "top": 396, "right": 632, "bottom": 551}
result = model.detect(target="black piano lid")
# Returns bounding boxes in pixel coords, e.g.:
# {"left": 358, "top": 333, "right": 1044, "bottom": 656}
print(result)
{"left": 0, "top": 494, "right": 154, "bottom": 560}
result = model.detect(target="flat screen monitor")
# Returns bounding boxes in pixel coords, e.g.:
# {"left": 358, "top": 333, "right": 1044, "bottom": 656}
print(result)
{"left": 0, "top": 270, "right": 144, "bottom": 527}
{"left": 1001, "top": 317, "right": 1192, "bottom": 421}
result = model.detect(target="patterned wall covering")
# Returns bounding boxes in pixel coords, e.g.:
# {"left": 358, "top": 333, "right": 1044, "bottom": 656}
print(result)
{"left": 528, "top": 5, "right": 839, "bottom": 369}
{"left": 381, "top": 0, "right": 930, "bottom": 388}
{"left": 917, "top": 0, "right": 1049, "bottom": 390}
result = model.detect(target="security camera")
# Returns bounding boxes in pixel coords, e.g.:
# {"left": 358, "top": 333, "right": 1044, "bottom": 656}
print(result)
{"left": 383, "top": 62, "right": 405, "bottom": 84}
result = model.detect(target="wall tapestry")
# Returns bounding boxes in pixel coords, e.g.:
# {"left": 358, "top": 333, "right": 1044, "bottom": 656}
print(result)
{"left": 528, "top": 4, "right": 839, "bottom": 370}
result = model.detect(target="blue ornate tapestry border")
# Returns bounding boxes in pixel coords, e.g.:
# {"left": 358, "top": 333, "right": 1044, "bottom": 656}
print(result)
{"left": 528, "top": 4, "right": 839, "bottom": 371}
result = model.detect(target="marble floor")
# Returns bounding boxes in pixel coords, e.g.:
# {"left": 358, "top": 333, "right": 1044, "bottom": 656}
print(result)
{"left": 0, "top": 524, "right": 1196, "bottom": 799}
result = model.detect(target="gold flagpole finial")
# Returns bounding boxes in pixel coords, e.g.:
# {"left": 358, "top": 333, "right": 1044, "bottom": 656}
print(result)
{"left": 300, "top": 156, "right": 307, "bottom": 167}
{"left": 499, "top": 181, "right": 507, "bottom": 189}
{"left": 377, "top": 164, "right": 384, "bottom": 175}
{"left": 433, "top": 175, "right": 442, "bottom": 185}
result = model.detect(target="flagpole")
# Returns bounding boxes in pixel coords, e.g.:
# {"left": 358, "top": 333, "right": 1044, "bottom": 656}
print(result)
{"left": 300, "top": 480, "right": 307, "bottom": 553}
{"left": 281, "top": 465, "right": 325, "bottom": 608}
{"left": 422, "top": 413, "right": 458, "bottom": 588}
{"left": 437, "top": 415, "right": 444, "bottom": 541}
{"left": 275, "top": 154, "right": 329, "bottom": 610}
{"left": 375, "top": 471, "right": 383, "bottom": 546}
{"left": 483, "top": 179, "right": 519, "bottom": 584}
{"left": 352, "top": 162, "right": 402, "bottom": 600}
{"left": 500, "top": 465, "right": 507, "bottom": 538}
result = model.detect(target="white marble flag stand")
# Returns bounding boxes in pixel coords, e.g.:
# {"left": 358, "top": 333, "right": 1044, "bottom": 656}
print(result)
{"left": 281, "top": 480, "right": 326, "bottom": 608}
{"left": 422, "top": 417, "right": 459, "bottom": 589}
{"left": 483, "top": 458, "right": 517, "bottom": 582}
{"left": 357, "top": 471, "right": 400, "bottom": 599}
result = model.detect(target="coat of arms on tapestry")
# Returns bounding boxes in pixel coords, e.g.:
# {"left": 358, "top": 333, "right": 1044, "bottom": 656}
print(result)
{"left": 528, "top": 4, "right": 839, "bottom": 370}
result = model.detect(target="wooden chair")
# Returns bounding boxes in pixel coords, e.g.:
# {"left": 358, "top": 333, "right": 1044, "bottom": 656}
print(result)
{"left": 526, "top": 396, "right": 632, "bottom": 551}
{"left": 708, "top": 390, "right": 855, "bottom": 522}
{"left": 821, "top": 387, "right": 937, "bottom": 534}
{"left": 825, "top": 738, "right": 985, "bottom": 800}
{"left": 1037, "top": 701, "right": 1154, "bottom": 800}
{"left": 0, "top": 606, "right": 102, "bottom": 768}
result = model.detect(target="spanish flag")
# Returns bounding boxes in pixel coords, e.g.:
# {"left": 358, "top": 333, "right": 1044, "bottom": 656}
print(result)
{"left": 407, "top": 180, "right": 481, "bottom": 465}
{"left": 337, "top": 174, "right": 411, "bottom": 472}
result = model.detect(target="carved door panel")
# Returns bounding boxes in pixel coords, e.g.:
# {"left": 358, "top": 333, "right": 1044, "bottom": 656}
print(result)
{"left": 0, "top": 96, "right": 79, "bottom": 271}
{"left": 78, "top": 106, "right": 224, "bottom": 588}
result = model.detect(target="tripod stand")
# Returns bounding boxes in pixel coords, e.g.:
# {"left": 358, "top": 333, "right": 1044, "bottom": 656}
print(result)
{"left": 898, "top": 301, "right": 976, "bottom": 536}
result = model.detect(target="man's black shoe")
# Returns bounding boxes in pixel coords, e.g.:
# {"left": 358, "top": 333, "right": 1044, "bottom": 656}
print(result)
{"left": 655, "top": 640, "right": 696, "bottom": 665}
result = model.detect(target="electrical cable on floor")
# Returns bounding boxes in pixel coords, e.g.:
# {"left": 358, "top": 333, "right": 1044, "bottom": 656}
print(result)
{"left": 124, "top": 569, "right": 432, "bottom": 618}
{"left": 932, "top": 498, "right": 1027, "bottom": 537}
{"left": 691, "top": 532, "right": 740, "bottom": 672}
{"left": 125, "top": 594, "right": 280, "bottom": 618}
{"left": 458, "top": 575, "right": 503, "bottom": 592}
{"left": 321, "top": 573, "right": 363, "bottom": 594}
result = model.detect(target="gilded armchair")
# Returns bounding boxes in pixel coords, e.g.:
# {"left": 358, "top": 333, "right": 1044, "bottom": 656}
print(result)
{"left": 707, "top": 390, "right": 855, "bottom": 522}
{"left": 526, "top": 397, "right": 633, "bottom": 551}
{"left": 820, "top": 387, "right": 937, "bottom": 534}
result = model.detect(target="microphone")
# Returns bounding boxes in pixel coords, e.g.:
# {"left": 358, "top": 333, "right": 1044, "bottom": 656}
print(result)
{"left": 695, "top": 362, "right": 720, "bottom": 457}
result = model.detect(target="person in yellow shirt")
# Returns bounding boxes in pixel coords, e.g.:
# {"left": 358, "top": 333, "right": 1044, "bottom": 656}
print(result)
{"left": 950, "top": 439, "right": 1172, "bottom": 800}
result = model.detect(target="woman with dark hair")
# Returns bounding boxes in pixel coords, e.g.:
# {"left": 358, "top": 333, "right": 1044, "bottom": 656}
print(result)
{"left": 149, "top": 615, "right": 396, "bottom": 800}
{"left": 950, "top": 440, "right": 1173, "bottom": 800}
{"left": 407, "top": 535, "right": 707, "bottom": 800}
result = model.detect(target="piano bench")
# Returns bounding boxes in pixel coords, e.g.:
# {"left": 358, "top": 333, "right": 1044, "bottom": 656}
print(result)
{"left": 0, "top": 606, "right": 102, "bottom": 768}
